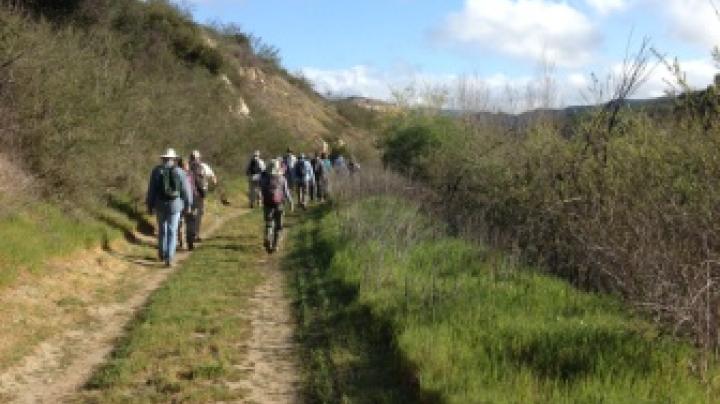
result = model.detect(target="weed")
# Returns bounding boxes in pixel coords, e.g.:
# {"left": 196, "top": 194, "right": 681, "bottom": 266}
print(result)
{"left": 288, "top": 199, "right": 720, "bottom": 403}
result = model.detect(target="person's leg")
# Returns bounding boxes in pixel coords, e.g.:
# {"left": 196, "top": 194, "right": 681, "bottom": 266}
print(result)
{"left": 248, "top": 178, "right": 254, "bottom": 208}
{"left": 195, "top": 197, "right": 205, "bottom": 241}
{"left": 316, "top": 179, "right": 324, "bottom": 201}
{"left": 186, "top": 212, "right": 196, "bottom": 250}
{"left": 301, "top": 181, "right": 308, "bottom": 207}
{"left": 157, "top": 209, "right": 167, "bottom": 260}
{"left": 272, "top": 207, "right": 283, "bottom": 251}
{"left": 165, "top": 211, "right": 181, "bottom": 265}
{"left": 263, "top": 206, "right": 274, "bottom": 251}
{"left": 177, "top": 214, "right": 184, "bottom": 249}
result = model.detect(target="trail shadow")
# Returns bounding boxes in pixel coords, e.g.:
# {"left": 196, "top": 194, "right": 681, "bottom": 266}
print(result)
{"left": 107, "top": 195, "right": 155, "bottom": 236}
{"left": 104, "top": 250, "right": 165, "bottom": 269}
{"left": 95, "top": 196, "right": 156, "bottom": 249}
{"left": 283, "top": 206, "right": 443, "bottom": 404}
{"left": 205, "top": 243, "right": 254, "bottom": 254}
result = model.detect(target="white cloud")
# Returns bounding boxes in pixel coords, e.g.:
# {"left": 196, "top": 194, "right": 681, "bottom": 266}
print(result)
{"left": 586, "top": 0, "right": 627, "bottom": 14}
{"left": 563, "top": 58, "right": 717, "bottom": 103}
{"left": 640, "top": 58, "right": 717, "bottom": 97}
{"left": 662, "top": 0, "right": 720, "bottom": 49}
{"left": 300, "top": 65, "right": 394, "bottom": 100}
{"left": 436, "top": 0, "right": 601, "bottom": 67}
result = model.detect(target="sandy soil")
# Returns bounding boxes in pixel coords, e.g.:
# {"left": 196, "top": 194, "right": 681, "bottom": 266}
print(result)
{"left": 228, "top": 256, "right": 301, "bottom": 404}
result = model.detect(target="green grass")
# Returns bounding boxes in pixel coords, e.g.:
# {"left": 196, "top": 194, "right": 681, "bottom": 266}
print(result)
{"left": 78, "top": 211, "right": 266, "bottom": 403}
{"left": 288, "top": 198, "right": 720, "bottom": 403}
{"left": 0, "top": 204, "right": 119, "bottom": 287}
{"left": 0, "top": 177, "right": 247, "bottom": 289}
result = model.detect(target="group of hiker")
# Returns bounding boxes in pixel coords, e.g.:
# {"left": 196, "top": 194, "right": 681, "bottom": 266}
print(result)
{"left": 247, "top": 148, "right": 355, "bottom": 252}
{"left": 146, "top": 146, "right": 357, "bottom": 264}
{"left": 145, "top": 148, "right": 217, "bottom": 267}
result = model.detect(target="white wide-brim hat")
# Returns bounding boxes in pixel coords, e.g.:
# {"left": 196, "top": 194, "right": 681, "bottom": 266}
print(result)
{"left": 269, "top": 159, "right": 282, "bottom": 175}
{"left": 161, "top": 148, "right": 179, "bottom": 159}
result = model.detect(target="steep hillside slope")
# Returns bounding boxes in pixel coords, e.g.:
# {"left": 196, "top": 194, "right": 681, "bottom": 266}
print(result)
{"left": 0, "top": 0, "right": 373, "bottom": 281}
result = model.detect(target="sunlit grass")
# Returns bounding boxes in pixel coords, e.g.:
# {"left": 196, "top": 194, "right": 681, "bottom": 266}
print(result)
{"left": 289, "top": 198, "right": 720, "bottom": 403}
{"left": 79, "top": 212, "right": 264, "bottom": 402}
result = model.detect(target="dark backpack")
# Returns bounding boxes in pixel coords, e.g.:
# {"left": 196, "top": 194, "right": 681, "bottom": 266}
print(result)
{"left": 191, "top": 163, "right": 207, "bottom": 198}
{"left": 160, "top": 166, "right": 181, "bottom": 200}
{"left": 295, "top": 161, "right": 306, "bottom": 179}
{"left": 312, "top": 158, "right": 325, "bottom": 179}
{"left": 262, "top": 175, "right": 285, "bottom": 206}
{"left": 248, "top": 158, "right": 262, "bottom": 176}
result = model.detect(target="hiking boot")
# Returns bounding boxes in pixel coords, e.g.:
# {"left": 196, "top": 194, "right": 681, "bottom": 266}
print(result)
{"left": 165, "top": 259, "right": 172, "bottom": 268}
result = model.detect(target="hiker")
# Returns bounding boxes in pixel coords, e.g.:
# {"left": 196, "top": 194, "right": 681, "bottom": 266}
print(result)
{"left": 283, "top": 148, "right": 297, "bottom": 191}
{"left": 180, "top": 158, "right": 198, "bottom": 250}
{"left": 260, "top": 159, "right": 294, "bottom": 253}
{"left": 189, "top": 150, "right": 217, "bottom": 242}
{"left": 146, "top": 148, "right": 192, "bottom": 267}
{"left": 333, "top": 154, "right": 347, "bottom": 175}
{"left": 348, "top": 156, "right": 361, "bottom": 175}
{"left": 321, "top": 152, "right": 333, "bottom": 198}
{"left": 246, "top": 150, "right": 265, "bottom": 208}
{"left": 311, "top": 152, "right": 328, "bottom": 202}
{"left": 294, "top": 153, "right": 315, "bottom": 208}
{"left": 176, "top": 158, "right": 187, "bottom": 249}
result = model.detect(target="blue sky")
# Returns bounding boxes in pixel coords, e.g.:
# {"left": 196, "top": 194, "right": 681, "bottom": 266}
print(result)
{"left": 184, "top": 0, "right": 720, "bottom": 108}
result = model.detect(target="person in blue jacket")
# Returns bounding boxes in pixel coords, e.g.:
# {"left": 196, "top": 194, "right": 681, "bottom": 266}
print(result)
{"left": 146, "top": 148, "right": 192, "bottom": 267}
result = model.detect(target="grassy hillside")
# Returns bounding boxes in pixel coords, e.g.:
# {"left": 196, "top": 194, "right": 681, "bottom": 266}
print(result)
{"left": 0, "top": 0, "right": 372, "bottom": 281}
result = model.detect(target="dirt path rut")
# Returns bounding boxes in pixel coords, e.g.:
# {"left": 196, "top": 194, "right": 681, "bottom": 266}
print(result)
{"left": 231, "top": 258, "right": 301, "bottom": 404}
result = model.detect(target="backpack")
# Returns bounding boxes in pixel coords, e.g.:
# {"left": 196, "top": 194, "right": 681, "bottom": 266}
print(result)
{"left": 248, "top": 158, "right": 262, "bottom": 176}
{"left": 295, "top": 160, "right": 307, "bottom": 179}
{"left": 262, "top": 175, "right": 285, "bottom": 206}
{"left": 283, "top": 155, "right": 296, "bottom": 177}
{"left": 312, "top": 158, "right": 325, "bottom": 179}
{"left": 160, "top": 166, "right": 181, "bottom": 200}
{"left": 191, "top": 162, "right": 208, "bottom": 198}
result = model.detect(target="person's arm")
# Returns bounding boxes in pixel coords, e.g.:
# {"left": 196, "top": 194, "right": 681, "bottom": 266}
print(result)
{"left": 204, "top": 163, "right": 218, "bottom": 185}
{"left": 309, "top": 161, "right": 316, "bottom": 183}
{"left": 283, "top": 178, "right": 294, "bottom": 209}
{"left": 146, "top": 167, "right": 157, "bottom": 213}
{"left": 179, "top": 169, "right": 192, "bottom": 212}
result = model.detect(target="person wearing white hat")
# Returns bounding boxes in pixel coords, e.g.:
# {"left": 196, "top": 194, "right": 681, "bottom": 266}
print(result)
{"left": 146, "top": 148, "right": 193, "bottom": 267}
{"left": 189, "top": 150, "right": 218, "bottom": 242}
{"left": 245, "top": 150, "right": 266, "bottom": 208}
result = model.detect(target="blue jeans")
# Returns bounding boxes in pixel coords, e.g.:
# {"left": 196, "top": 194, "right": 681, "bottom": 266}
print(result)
{"left": 157, "top": 208, "right": 181, "bottom": 263}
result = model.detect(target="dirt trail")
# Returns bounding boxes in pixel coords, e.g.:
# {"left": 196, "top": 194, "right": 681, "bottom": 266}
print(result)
{"left": 229, "top": 257, "right": 301, "bottom": 404}
{"left": 0, "top": 206, "right": 245, "bottom": 403}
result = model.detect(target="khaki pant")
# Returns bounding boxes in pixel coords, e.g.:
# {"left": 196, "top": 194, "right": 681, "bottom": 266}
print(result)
{"left": 249, "top": 176, "right": 262, "bottom": 208}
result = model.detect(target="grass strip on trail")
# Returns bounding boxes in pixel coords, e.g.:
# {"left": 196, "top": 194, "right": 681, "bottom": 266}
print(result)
{"left": 288, "top": 198, "right": 720, "bottom": 404}
{"left": 78, "top": 211, "right": 266, "bottom": 403}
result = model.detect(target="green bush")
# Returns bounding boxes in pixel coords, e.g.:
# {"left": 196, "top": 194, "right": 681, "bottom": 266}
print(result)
{"left": 378, "top": 97, "right": 720, "bottom": 353}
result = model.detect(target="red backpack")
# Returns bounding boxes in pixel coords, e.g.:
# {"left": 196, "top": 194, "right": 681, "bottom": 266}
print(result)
{"left": 262, "top": 175, "right": 285, "bottom": 206}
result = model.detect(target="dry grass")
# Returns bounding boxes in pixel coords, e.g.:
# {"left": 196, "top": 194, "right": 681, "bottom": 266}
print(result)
{"left": 0, "top": 153, "right": 35, "bottom": 216}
